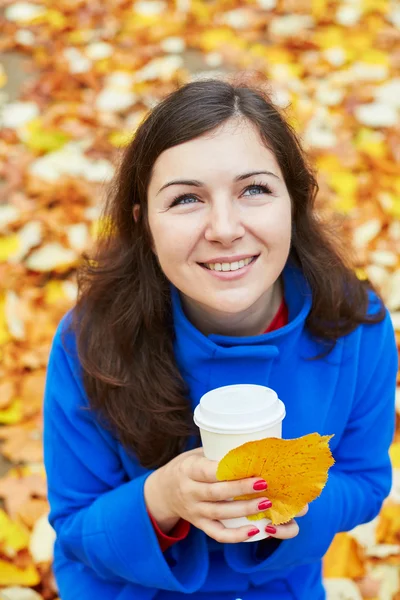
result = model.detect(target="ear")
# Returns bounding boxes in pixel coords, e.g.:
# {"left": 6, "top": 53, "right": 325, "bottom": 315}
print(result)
{"left": 133, "top": 204, "right": 140, "bottom": 223}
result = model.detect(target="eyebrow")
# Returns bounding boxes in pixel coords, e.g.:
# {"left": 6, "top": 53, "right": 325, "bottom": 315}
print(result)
{"left": 156, "top": 170, "right": 280, "bottom": 195}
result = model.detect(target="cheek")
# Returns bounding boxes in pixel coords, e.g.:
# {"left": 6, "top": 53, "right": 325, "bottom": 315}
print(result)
{"left": 150, "top": 219, "right": 192, "bottom": 270}
{"left": 253, "top": 207, "right": 291, "bottom": 247}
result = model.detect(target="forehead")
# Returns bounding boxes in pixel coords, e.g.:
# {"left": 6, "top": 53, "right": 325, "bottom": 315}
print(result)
{"left": 149, "top": 119, "right": 279, "bottom": 185}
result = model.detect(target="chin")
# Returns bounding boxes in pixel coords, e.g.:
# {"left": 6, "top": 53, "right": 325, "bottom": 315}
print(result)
{"left": 204, "top": 294, "right": 257, "bottom": 316}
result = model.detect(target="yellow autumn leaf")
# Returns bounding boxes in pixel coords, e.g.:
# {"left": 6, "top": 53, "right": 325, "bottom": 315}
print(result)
{"left": 200, "top": 28, "right": 238, "bottom": 52}
{"left": 216, "top": 433, "right": 335, "bottom": 525}
{"left": 389, "top": 443, "right": 400, "bottom": 469}
{"left": 0, "top": 399, "right": 22, "bottom": 425}
{"left": 0, "top": 560, "right": 40, "bottom": 587}
{"left": 314, "top": 26, "right": 344, "bottom": 49}
{"left": 0, "top": 509, "right": 30, "bottom": 553}
{"left": 30, "top": 9, "right": 67, "bottom": 30}
{"left": 327, "top": 172, "right": 358, "bottom": 214}
{"left": 361, "top": 49, "right": 389, "bottom": 66}
{"left": 376, "top": 502, "right": 400, "bottom": 545}
{"left": 0, "top": 64, "right": 7, "bottom": 88}
{"left": 0, "top": 293, "right": 11, "bottom": 346}
{"left": 0, "top": 235, "right": 21, "bottom": 263}
{"left": 362, "top": 0, "right": 389, "bottom": 15}
{"left": 108, "top": 130, "right": 135, "bottom": 148}
{"left": 323, "top": 532, "right": 366, "bottom": 579}
{"left": 23, "top": 119, "right": 70, "bottom": 153}
{"left": 43, "top": 281, "right": 68, "bottom": 305}
{"left": 355, "top": 268, "right": 368, "bottom": 281}
{"left": 355, "top": 128, "right": 387, "bottom": 159}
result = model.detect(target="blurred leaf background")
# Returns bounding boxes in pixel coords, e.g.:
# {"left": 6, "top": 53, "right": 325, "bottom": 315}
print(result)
{"left": 0, "top": 1, "right": 399, "bottom": 598}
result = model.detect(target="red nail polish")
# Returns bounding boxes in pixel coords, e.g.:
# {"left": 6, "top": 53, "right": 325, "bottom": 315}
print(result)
{"left": 265, "top": 525, "right": 277, "bottom": 534}
{"left": 253, "top": 480, "right": 268, "bottom": 491}
{"left": 248, "top": 528, "right": 260, "bottom": 537}
{"left": 258, "top": 499, "right": 272, "bottom": 510}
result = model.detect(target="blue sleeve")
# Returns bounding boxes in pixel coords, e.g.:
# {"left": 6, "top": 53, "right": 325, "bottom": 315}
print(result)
{"left": 224, "top": 308, "right": 398, "bottom": 573}
{"left": 43, "top": 316, "right": 208, "bottom": 594}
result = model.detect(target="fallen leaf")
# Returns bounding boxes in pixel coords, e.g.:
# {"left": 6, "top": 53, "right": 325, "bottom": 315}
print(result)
{"left": 216, "top": 433, "right": 335, "bottom": 525}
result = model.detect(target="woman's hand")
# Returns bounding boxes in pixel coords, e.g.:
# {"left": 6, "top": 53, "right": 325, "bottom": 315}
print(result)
{"left": 265, "top": 504, "right": 309, "bottom": 539}
{"left": 144, "top": 447, "right": 277, "bottom": 544}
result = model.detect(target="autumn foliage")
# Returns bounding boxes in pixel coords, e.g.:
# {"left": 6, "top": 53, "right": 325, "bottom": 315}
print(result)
{"left": 0, "top": 0, "right": 399, "bottom": 598}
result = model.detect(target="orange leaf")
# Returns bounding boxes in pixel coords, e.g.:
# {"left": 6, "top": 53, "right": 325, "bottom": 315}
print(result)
{"left": 216, "top": 433, "right": 335, "bottom": 525}
{"left": 323, "top": 532, "right": 366, "bottom": 579}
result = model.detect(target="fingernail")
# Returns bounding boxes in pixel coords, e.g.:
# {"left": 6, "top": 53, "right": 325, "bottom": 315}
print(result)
{"left": 253, "top": 480, "right": 268, "bottom": 491}
{"left": 258, "top": 499, "right": 272, "bottom": 510}
{"left": 247, "top": 528, "right": 260, "bottom": 537}
{"left": 265, "top": 525, "right": 277, "bottom": 534}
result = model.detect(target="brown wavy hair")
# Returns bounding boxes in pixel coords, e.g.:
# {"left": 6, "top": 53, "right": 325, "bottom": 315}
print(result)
{"left": 67, "top": 77, "right": 385, "bottom": 469}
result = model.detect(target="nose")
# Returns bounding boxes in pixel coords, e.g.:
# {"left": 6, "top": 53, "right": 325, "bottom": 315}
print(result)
{"left": 204, "top": 199, "right": 245, "bottom": 246}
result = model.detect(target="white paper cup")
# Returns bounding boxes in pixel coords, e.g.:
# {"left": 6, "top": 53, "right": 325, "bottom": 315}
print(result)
{"left": 193, "top": 384, "right": 285, "bottom": 542}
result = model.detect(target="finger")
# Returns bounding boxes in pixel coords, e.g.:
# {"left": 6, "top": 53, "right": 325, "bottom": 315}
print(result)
{"left": 200, "top": 519, "right": 262, "bottom": 544}
{"left": 199, "top": 496, "right": 272, "bottom": 521}
{"left": 267, "top": 519, "right": 299, "bottom": 540}
{"left": 193, "top": 477, "right": 269, "bottom": 502}
{"left": 186, "top": 454, "right": 220, "bottom": 483}
{"left": 296, "top": 504, "right": 309, "bottom": 518}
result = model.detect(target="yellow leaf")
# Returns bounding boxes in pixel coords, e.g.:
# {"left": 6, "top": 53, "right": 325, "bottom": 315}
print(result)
{"left": 43, "top": 9, "right": 67, "bottom": 29}
{"left": 23, "top": 119, "right": 69, "bottom": 153}
{"left": 108, "top": 131, "right": 135, "bottom": 148}
{"left": 0, "top": 399, "right": 22, "bottom": 425}
{"left": 312, "top": 0, "right": 329, "bottom": 19}
{"left": 0, "top": 560, "right": 40, "bottom": 587}
{"left": 67, "top": 29, "right": 93, "bottom": 44}
{"left": 362, "top": 0, "right": 389, "bottom": 14}
{"left": 327, "top": 172, "right": 358, "bottom": 214}
{"left": 314, "top": 26, "right": 344, "bottom": 49}
{"left": 191, "top": 0, "right": 213, "bottom": 25}
{"left": 200, "top": 28, "right": 238, "bottom": 52}
{"left": 361, "top": 49, "right": 389, "bottom": 67}
{"left": 0, "top": 64, "right": 7, "bottom": 88}
{"left": 389, "top": 443, "right": 400, "bottom": 469}
{"left": 377, "top": 502, "right": 400, "bottom": 544}
{"left": 264, "top": 47, "right": 293, "bottom": 64}
{"left": 344, "top": 32, "right": 372, "bottom": 54}
{"left": 316, "top": 154, "right": 343, "bottom": 174}
{"left": 355, "top": 268, "right": 368, "bottom": 281}
{"left": 0, "top": 509, "right": 30, "bottom": 553}
{"left": 323, "top": 532, "right": 366, "bottom": 579}
{"left": 355, "top": 128, "right": 386, "bottom": 159}
{"left": 216, "top": 433, "right": 335, "bottom": 525}
{"left": 94, "top": 58, "right": 113, "bottom": 74}
{"left": 30, "top": 9, "right": 67, "bottom": 29}
{"left": 328, "top": 172, "right": 358, "bottom": 199}
{"left": 0, "top": 235, "right": 21, "bottom": 262}
{"left": 0, "top": 294, "right": 11, "bottom": 346}
{"left": 43, "top": 281, "right": 67, "bottom": 305}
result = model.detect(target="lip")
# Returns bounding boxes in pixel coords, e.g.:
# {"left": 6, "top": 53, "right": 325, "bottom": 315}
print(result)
{"left": 199, "top": 254, "right": 259, "bottom": 264}
{"left": 199, "top": 255, "right": 259, "bottom": 280}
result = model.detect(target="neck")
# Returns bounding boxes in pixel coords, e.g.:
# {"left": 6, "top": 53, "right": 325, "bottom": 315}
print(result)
{"left": 180, "top": 278, "right": 283, "bottom": 338}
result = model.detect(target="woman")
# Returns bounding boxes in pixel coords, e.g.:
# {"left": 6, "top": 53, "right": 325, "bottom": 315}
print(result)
{"left": 43, "top": 78, "right": 398, "bottom": 599}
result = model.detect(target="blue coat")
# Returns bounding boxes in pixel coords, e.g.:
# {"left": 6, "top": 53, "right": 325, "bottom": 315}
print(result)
{"left": 43, "top": 262, "right": 398, "bottom": 599}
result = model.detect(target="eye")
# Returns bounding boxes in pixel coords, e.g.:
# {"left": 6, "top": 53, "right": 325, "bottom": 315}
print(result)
{"left": 243, "top": 183, "right": 273, "bottom": 196}
{"left": 170, "top": 194, "right": 200, "bottom": 207}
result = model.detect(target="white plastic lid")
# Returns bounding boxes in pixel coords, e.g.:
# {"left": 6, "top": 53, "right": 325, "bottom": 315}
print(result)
{"left": 193, "top": 384, "right": 286, "bottom": 434}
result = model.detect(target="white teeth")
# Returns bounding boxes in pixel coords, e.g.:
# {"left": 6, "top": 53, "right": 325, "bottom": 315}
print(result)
{"left": 204, "top": 256, "right": 255, "bottom": 271}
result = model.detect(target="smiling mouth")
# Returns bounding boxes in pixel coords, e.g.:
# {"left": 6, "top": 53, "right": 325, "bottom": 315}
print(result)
{"left": 200, "top": 255, "right": 259, "bottom": 272}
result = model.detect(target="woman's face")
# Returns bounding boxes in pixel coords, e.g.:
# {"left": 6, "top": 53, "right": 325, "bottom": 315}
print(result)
{"left": 146, "top": 118, "right": 292, "bottom": 319}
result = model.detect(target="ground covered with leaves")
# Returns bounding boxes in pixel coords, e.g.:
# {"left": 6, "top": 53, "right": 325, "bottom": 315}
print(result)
{"left": 0, "top": 0, "right": 399, "bottom": 598}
